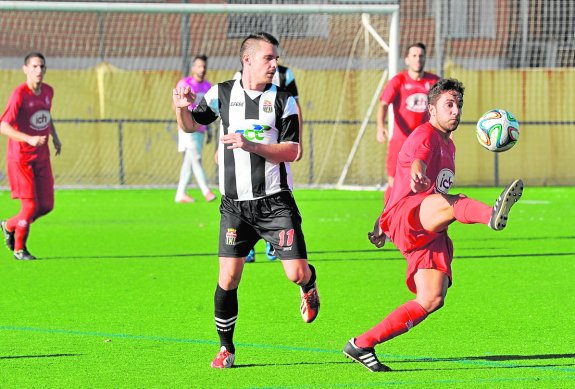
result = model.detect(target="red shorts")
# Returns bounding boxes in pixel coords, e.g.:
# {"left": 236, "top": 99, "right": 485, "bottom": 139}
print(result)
{"left": 7, "top": 158, "right": 54, "bottom": 201}
{"left": 381, "top": 193, "right": 453, "bottom": 294}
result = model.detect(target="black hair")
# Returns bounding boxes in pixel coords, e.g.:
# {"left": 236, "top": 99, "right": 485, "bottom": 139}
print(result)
{"left": 405, "top": 42, "right": 426, "bottom": 56}
{"left": 193, "top": 54, "right": 207, "bottom": 64}
{"left": 240, "top": 32, "right": 279, "bottom": 59}
{"left": 24, "top": 52, "right": 46, "bottom": 66}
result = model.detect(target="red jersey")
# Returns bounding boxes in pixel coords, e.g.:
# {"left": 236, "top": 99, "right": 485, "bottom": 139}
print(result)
{"left": 380, "top": 71, "right": 439, "bottom": 141}
{"left": 384, "top": 122, "right": 456, "bottom": 214}
{"left": 1, "top": 83, "right": 54, "bottom": 162}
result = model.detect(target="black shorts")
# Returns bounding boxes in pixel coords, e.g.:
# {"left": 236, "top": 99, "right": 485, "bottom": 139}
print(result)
{"left": 218, "top": 191, "right": 308, "bottom": 260}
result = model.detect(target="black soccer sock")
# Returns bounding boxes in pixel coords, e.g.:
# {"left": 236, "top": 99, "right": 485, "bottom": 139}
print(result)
{"left": 214, "top": 284, "right": 238, "bottom": 354}
{"left": 302, "top": 264, "right": 317, "bottom": 293}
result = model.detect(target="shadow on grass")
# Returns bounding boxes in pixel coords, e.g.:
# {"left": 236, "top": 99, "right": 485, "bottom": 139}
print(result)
{"left": 436, "top": 353, "right": 575, "bottom": 362}
{"left": 0, "top": 353, "right": 81, "bottom": 360}
{"left": 382, "top": 353, "right": 575, "bottom": 372}
{"left": 391, "top": 363, "right": 575, "bottom": 373}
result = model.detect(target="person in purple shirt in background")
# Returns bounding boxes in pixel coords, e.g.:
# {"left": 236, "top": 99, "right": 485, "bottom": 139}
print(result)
{"left": 174, "top": 54, "right": 216, "bottom": 203}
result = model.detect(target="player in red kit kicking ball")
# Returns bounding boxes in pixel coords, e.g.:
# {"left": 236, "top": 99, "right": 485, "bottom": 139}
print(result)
{"left": 343, "top": 78, "right": 523, "bottom": 372}
{"left": 1, "top": 52, "right": 62, "bottom": 260}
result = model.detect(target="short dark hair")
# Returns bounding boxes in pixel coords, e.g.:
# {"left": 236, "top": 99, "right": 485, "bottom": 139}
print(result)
{"left": 428, "top": 78, "right": 465, "bottom": 106}
{"left": 405, "top": 42, "right": 426, "bottom": 57}
{"left": 193, "top": 54, "right": 207, "bottom": 64}
{"left": 240, "top": 32, "right": 279, "bottom": 59}
{"left": 24, "top": 52, "right": 46, "bottom": 66}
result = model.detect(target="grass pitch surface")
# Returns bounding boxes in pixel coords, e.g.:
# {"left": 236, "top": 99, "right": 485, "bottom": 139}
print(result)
{"left": 1, "top": 187, "right": 574, "bottom": 388}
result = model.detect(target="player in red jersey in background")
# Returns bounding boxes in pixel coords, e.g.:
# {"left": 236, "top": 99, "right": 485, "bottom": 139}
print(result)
{"left": 377, "top": 42, "right": 439, "bottom": 205}
{"left": 1, "top": 52, "right": 61, "bottom": 260}
{"left": 343, "top": 78, "right": 523, "bottom": 372}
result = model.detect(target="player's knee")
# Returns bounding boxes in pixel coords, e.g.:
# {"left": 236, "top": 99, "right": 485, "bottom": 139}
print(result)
{"left": 427, "top": 295, "right": 445, "bottom": 313}
{"left": 419, "top": 295, "right": 445, "bottom": 314}
{"left": 219, "top": 273, "right": 241, "bottom": 290}
{"left": 20, "top": 202, "right": 37, "bottom": 221}
{"left": 285, "top": 266, "right": 308, "bottom": 285}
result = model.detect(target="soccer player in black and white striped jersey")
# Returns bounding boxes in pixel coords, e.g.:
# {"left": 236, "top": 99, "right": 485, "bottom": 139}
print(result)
{"left": 173, "top": 32, "right": 319, "bottom": 369}
{"left": 232, "top": 43, "right": 303, "bottom": 262}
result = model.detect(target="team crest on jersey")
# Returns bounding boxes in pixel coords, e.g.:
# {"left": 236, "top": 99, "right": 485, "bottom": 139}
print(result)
{"left": 29, "top": 110, "right": 51, "bottom": 131}
{"left": 435, "top": 168, "right": 454, "bottom": 194}
{"left": 262, "top": 100, "right": 273, "bottom": 113}
{"left": 225, "top": 228, "right": 237, "bottom": 245}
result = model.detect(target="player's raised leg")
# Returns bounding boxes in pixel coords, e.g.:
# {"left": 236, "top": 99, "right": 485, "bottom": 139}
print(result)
{"left": 418, "top": 180, "right": 523, "bottom": 233}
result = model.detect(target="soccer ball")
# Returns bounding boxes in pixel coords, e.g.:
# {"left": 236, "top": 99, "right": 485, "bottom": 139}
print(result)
{"left": 476, "top": 109, "right": 520, "bottom": 152}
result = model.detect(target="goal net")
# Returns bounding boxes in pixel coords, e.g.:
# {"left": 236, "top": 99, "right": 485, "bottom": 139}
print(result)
{"left": 0, "top": 1, "right": 574, "bottom": 189}
{"left": 0, "top": 1, "right": 398, "bottom": 189}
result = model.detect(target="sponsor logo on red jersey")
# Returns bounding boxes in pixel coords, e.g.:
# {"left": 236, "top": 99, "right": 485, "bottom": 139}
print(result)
{"left": 405, "top": 93, "right": 429, "bottom": 113}
{"left": 29, "top": 110, "right": 51, "bottom": 131}
{"left": 435, "top": 168, "right": 454, "bottom": 194}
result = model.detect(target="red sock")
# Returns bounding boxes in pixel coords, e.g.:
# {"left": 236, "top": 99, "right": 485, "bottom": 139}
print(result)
{"left": 8, "top": 198, "right": 35, "bottom": 251}
{"left": 453, "top": 196, "right": 491, "bottom": 225}
{"left": 14, "top": 220, "right": 30, "bottom": 251}
{"left": 355, "top": 300, "right": 428, "bottom": 348}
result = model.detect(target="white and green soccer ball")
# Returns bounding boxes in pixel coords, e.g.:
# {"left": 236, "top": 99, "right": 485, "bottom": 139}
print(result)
{"left": 476, "top": 109, "right": 520, "bottom": 152}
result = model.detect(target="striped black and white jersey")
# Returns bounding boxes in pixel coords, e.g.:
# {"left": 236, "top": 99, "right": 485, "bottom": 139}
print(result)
{"left": 192, "top": 79, "right": 299, "bottom": 201}
{"left": 233, "top": 65, "right": 299, "bottom": 100}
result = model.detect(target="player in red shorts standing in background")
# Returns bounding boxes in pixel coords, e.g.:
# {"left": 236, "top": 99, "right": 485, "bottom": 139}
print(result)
{"left": 1, "top": 52, "right": 61, "bottom": 260}
{"left": 344, "top": 78, "right": 523, "bottom": 372}
{"left": 377, "top": 43, "right": 439, "bottom": 205}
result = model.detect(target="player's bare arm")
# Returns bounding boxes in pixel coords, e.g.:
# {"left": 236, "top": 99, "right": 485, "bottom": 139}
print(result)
{"left": 220, "top": 132, "right": 298, "bottom": 164}
{"left": 376, "top": 102, "right": 389, "bottom": 143}
{"left": 172, "top": 86, "right": 200, "bottom": 132}
{"left": 410, "top": 159, "right": 431, "bottom": 193}
{"left": 0, "top": 121, "right": 46, "bottom": 147}
{"left": 51, "top": 120, "right": 62, "bottom": 155}
{"left": 295, "top": 100, "right": 304, "bottom": 161}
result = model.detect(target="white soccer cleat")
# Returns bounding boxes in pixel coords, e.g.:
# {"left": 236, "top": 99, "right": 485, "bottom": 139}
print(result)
{"left": 489, "top": 179, "right": 523, "bottom": 231}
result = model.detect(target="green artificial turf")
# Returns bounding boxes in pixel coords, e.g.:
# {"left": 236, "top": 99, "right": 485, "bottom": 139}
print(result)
{"left": 0, "top": 187, "right": 574, "bottom": 388}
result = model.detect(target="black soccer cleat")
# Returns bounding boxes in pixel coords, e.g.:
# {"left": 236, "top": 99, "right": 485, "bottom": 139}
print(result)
{"left": 343, "top": 338, "right": 391, "bottom": 372}
{"left": 489, "top": 179, "right": 523, "bottom": 231}
{"left": 1, "top": 220, "right": 15, "bottom": 251}
{"left": 14, "top": 248, "right": 37, "bottom": 260}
